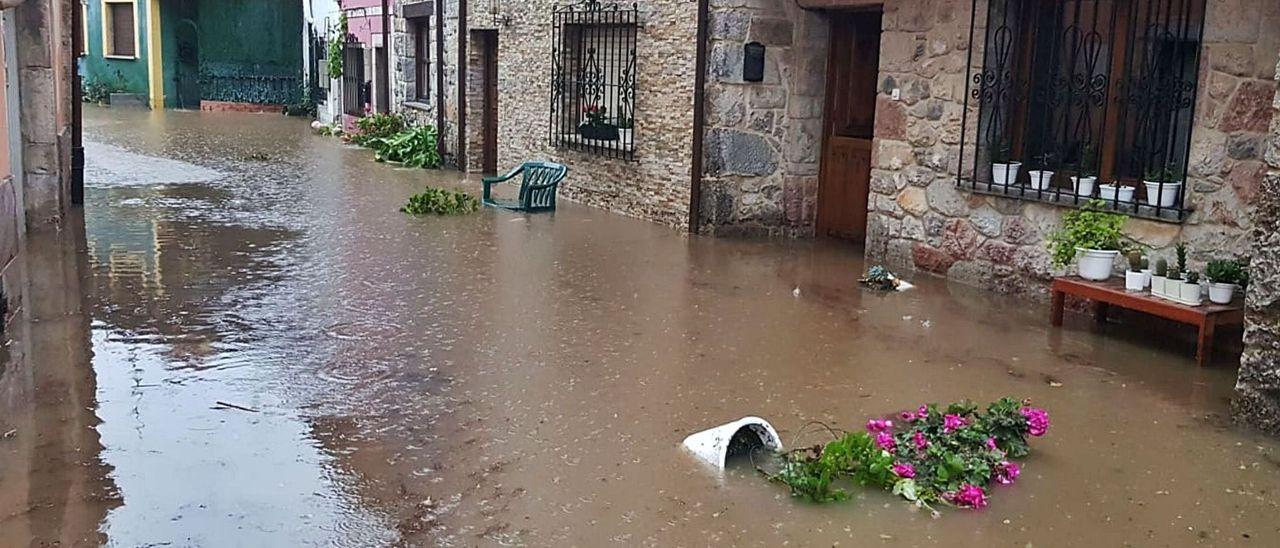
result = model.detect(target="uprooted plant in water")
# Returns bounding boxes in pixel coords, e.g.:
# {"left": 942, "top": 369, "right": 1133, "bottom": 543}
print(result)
{"left": 766, "top": 398, "right": 1049, "bottom": 511}
{"left": 401, "top": 187, "right": 480, "bottom": 216}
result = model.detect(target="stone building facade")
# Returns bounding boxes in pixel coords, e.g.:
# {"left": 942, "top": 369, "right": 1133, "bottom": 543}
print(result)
{"left": 1235, "top": 56, "right": 1280, "bottom": 435}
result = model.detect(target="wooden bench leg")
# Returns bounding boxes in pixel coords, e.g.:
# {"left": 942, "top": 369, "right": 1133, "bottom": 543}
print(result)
{"left": 1051, "top": 289, "right": 1065, "bottom": 327}
{"left": 1094, "top": 302, "right": 1111, "bottom": 325}
{"left": 1196, "top": 317, "right": 1217, "bottom": 367}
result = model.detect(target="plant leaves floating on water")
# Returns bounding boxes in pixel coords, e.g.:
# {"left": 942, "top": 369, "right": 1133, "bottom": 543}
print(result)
{"left": 861, "top": 266, "right": 903, "bottom": 291}
{"left": 401, "top": 187, "right": 480, "bottom": 216}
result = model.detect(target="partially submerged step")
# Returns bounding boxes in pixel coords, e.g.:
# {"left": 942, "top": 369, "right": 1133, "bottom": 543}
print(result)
{"left": 682, "top": 416, "right": 782, "bottom": 470}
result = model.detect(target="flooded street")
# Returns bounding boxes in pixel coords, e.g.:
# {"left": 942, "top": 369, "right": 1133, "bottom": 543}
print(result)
{"left": 2, "top": 106, "right": 1279, "bottom": 546}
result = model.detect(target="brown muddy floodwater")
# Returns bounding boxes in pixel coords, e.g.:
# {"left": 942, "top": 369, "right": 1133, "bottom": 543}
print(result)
{"left": 1, "top": 106, "right": 1278, "bottom": 547}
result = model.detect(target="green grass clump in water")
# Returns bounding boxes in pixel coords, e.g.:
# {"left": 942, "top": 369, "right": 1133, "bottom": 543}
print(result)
{"left": 401, "top": 188, "right": 480, "bottom": 216}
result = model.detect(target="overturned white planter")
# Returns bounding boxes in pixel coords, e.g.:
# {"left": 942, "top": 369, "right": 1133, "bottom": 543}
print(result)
{"left": 682, "top": 416, "right": 783, "bottom": 470}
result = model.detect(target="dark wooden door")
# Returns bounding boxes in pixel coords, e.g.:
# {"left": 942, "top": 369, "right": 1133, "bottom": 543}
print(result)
{"left": 480, "top": 31, "right": 499, "bottom": 174}
{"left": 817, "top": 10, "right": 882, "bottom": 242}
{"left": 174, "top": 19, "right": 200, "bottom": 110}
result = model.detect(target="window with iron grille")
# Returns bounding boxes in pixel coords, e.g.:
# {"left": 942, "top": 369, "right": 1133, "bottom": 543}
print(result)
{"left": 104, "top": 1, "right": 137, "bottom": 59}
{"left": 960, "top": 0, "right": 1207, "bottom": 222}
{"left": 550, "top": 1, "right": 638, "bottom": 161}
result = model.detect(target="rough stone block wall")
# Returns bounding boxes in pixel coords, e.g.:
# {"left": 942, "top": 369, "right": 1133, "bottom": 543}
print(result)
{"left": 1234, "top": 54, "right": 1280, "bottom": 435}
{"left": 468, "top": 0, "right": 696, "bottom": 229}
{"left": 14, "top": 0, "right": 74, "bottom": 230}
{"left": 863, "top": 0, "right": 1280, "bottom": 301}
{"left": 391, "top": 1, "right": 438, "bottom": 129}
{"left": 699, "top": 0, "right": 828, "bottom": 238}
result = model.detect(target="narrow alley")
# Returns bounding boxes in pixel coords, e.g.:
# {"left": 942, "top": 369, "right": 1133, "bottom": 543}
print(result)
{"left": 1, "top": 106, "right": 1278, "bottom": 546}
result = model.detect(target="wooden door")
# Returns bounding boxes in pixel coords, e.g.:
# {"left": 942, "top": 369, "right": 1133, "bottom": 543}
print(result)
{"left": 480, "top": 31, "right": 499, "bottom": 174}
{"left": 817, "top": 10, "right": 882, "bottom": 242}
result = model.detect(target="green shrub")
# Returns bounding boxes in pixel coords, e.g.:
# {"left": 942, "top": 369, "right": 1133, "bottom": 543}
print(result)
{"left": 350, "top": 113, "right": 406, "bottom": 146}
{"left": 1206, "top": 258, "right": 1249, "bottom": 288}
{"left": 401, "top": 187, "right": 480, "bottom": 216}
{"left": 371, "top": 125, "right": 441, "bottom": 169}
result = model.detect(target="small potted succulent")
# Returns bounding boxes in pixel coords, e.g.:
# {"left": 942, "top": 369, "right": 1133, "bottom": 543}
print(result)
{"left": 1046, "top": 200, "right": 1129, "bottom": 281}
{"left": 1125, "top": 251, "right": 1146, "bottom": 292}
{"left": 991, "top": 142, "right": 1021, "bottom": 187}
{"left": 1151, "top": 258, "right": 1169, "bottom": 298}
{"left": 1167, "top": 266, "right": 1184, "bottom": 302}
{"left": 1143, "top": 163, "right": 1183, "bottom": 208}
{"left": 1027, "top": 152, "right": 1056, "bottom": 191}
{"left": 1181, "top": 271, "right": 1204, "bottom": 305}
{"left": 1070, "top": 146, "right": 1098, "bottom": 197}
{"left": 1099, "top": 182, "right": 1136, "bottom": 204}
{"left": 1140, "top": 255, "right": 1152, "bottom": 288}
{"left": 1205, "top": 258, "right": 1248, "bottom": 304}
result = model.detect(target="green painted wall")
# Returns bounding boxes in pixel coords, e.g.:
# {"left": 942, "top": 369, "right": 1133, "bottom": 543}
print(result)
{"left": 159, "top": 0, "right": 198, "bottom": 108}
{"left": 196, "top": 0, "right": 304, "bottom": 104}
{"left": 82, "top": 1, "right": 152, "bottom": 97}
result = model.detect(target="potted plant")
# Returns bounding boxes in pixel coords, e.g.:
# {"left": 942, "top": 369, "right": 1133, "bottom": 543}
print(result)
{"left": 1143, "top": 163, "right": 1183, "bottom": 208}
{"left": 1151, "top": 258, "right": 1169, "bottom": 298}
{"left": 1070, "top": 146, "right": 1098, "bottom": 197}
{"left": 1140, "top": 255, "right": 1152, "bottom": 287}
{"left": 991, "top": 142, "right": 1021, "bottom": 187}
{"left": 1206, "top": 258, "right": 1247, "bottom": 304}
{"left": 1047, "top": 200, "right": 1128, "bottom": 281}
{"left": 1099, "top": 182, "right": 1135, "bottom": 204}
{"left": 578, "top": 104, "right": 621, "bottom": 141}
{"left": 1125, "top": 251, "right": 1146, "bottom": 292}
{"left": 1027, "top": 152, "right": 1056, "bottom": 191}
{"left": 1182, "top": 271, "right": 1204, "bottom": 305}
{"left": 1166, "top": 266, "right": 1183, "bottom": 302}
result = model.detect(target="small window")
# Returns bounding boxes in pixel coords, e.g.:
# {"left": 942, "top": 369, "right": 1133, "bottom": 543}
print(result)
{"left": 104, "top": 1, "right": 137, "bottom": 59}
{"left": 961, "top": 0, "right": 1207, "bottom": 222}
{"left": 413, "top": 18, "right": 430, "bottom": 102}
{"left": 550, "top": 2, "right": 638, "bottom": 160}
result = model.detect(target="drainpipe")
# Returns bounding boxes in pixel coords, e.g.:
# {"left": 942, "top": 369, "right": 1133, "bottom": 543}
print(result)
{"left": 457, "top": 0, "right": 467, "bottom": 172}
{"left": 688, "top": 0, "right": 709, "bottom": 234}
{"left": 71, "top": 0, "right": 83, "bottom": 205}
{"left": 379, "top": 0, "right": 390, "bottom": 113}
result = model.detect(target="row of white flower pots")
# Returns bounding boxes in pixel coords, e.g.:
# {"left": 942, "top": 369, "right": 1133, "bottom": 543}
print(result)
{"left": 991, "top": 163, "right": 1180, "bottom": 206}
{"left": 1081, "top": 250, "right": 1238, "bottom": 306}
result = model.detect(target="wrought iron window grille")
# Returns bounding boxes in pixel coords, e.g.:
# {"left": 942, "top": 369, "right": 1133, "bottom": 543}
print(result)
{"left": 550, "top": 1, "right": 639, "bottom": 161}
{"left": 959, "top": 0, "right": 1207, "bottom": 223}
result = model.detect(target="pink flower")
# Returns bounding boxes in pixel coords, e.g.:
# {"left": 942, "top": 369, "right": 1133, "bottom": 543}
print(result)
{"left": 891, "top": 462, "right": 916, "bottom": 478}
{"left": 917, "top": 405, "right": 929, "bottom": 419}
{"left": 866, "top": 419, "right": 894, "bottom": 433}
{"left": 1020, "top": 407, "right": 1050, "bottom": 437}
{"left": 913, "top": 430, "right": 928, "bottom": 451}
{"left": 874, "top": 431, "right": 896, "bottom": 451}
{"left": 948, "top": 483, "right": 988, "bottom": 509}
{"left": 984, "top": 437, "right": 998, "bottom": 451}
{"left": 900, "top": 410, "right": 917, "bottom": 421}
{"left": 943, "top": 414, "right": 969, "bottom": 433}
{"left": 994, "top": 461, "right": 1021, "bottom": 485}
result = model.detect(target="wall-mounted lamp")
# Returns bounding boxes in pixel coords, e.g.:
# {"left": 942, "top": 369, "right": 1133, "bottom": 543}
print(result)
{"left": 488, "top": 0, "right": 512, "bottom": 27}
{"left": 743, "top": 42, "right": 765, "bottom": 82}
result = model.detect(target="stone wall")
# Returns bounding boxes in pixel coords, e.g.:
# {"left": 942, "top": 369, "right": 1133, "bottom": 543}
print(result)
{"left": 863, "top": 0, "right": 1280, "bottom": 300}
{"left": 464, "top": 0, "right": 697, "bottom": 229}
{"left": 698, "top": 0, "right": 828, "bottom": 237}
{"left": 1234, "top": 54, "right": 1280, "bottom": 435}
{"left": 391, "top": 1, "right": 438, "bottom": 130}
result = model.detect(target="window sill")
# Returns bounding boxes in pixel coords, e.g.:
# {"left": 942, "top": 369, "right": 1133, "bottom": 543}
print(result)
{"left": 104, "top": 54, "right": 138, "bottom": 61}
{"left": 403, "top": 101, "right": 432, "bottom": 111}
{"left": 959, "top": 179, "right": 1186, "bottom": 223}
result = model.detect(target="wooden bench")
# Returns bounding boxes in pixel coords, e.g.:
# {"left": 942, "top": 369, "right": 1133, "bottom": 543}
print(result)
{"left": 1050, "top": 276, "right": 1245, "bottom": 367}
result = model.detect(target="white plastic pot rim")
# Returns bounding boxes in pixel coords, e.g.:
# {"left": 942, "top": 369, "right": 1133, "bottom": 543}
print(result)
{"left": 681, "top": 416, "right": 783, "bottom": 471}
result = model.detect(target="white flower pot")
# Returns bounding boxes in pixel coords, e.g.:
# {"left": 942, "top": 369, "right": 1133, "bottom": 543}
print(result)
{"left": 1200, "top": 282, "right": 1211, "bottom": 297}
{"left": 1071, "top": 176, "right": 1097, "bottom": 197}
{"left": 1141, "top": 269, "right": 1153, "bottom": 288}
{"left": 1099, "top": 184, "right": 1135, "bottom": 204}
{"left": 1027, "top": 170, "right": 1055, "bottom": 190}
{"left": 1209, "top": 282, "right": 1236, "bottom": 304}
{"left": 1151, "top": 275, "right": 1167, "bottom": 297}
{"left": 1180, "top": 282, "right": 1203, "bottom": 305}
{"left": 992, "top": 162, "right": 1022, "bottom": 187}
{"left": 1142, "top": 181, "right": 1181, "bottom": 208}
{"left": 1125, "top": 271, "right": 1145, "bottom": 292}
{"left": 1077, "top": 248, "right": 1120, "bottom": 281}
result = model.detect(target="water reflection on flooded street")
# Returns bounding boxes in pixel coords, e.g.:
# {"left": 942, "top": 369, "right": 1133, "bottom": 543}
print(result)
{"left": 1, "top": 106, "right": 1278, "bottom": 546}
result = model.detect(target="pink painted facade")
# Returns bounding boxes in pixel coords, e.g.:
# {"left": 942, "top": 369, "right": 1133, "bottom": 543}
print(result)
{"left": 339, "top": 0, "right": 384, "bottom": 45}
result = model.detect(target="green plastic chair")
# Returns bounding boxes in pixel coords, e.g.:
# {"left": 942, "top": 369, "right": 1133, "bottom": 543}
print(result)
{"left": 481, "top": 162, "right": 568, "bottom": 212}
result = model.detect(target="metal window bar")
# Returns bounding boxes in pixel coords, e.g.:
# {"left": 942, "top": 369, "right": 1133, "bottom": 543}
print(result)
{"left": 550, "top": 1, "right": 638, "bottom": 161}
{"left": 959, "top": 0, "right": 1205, "bottom": 222}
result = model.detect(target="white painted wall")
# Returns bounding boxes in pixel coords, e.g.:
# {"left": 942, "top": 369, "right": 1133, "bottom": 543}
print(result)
{"left": 307, "top": 0, "right": 343, "bottom": 125}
